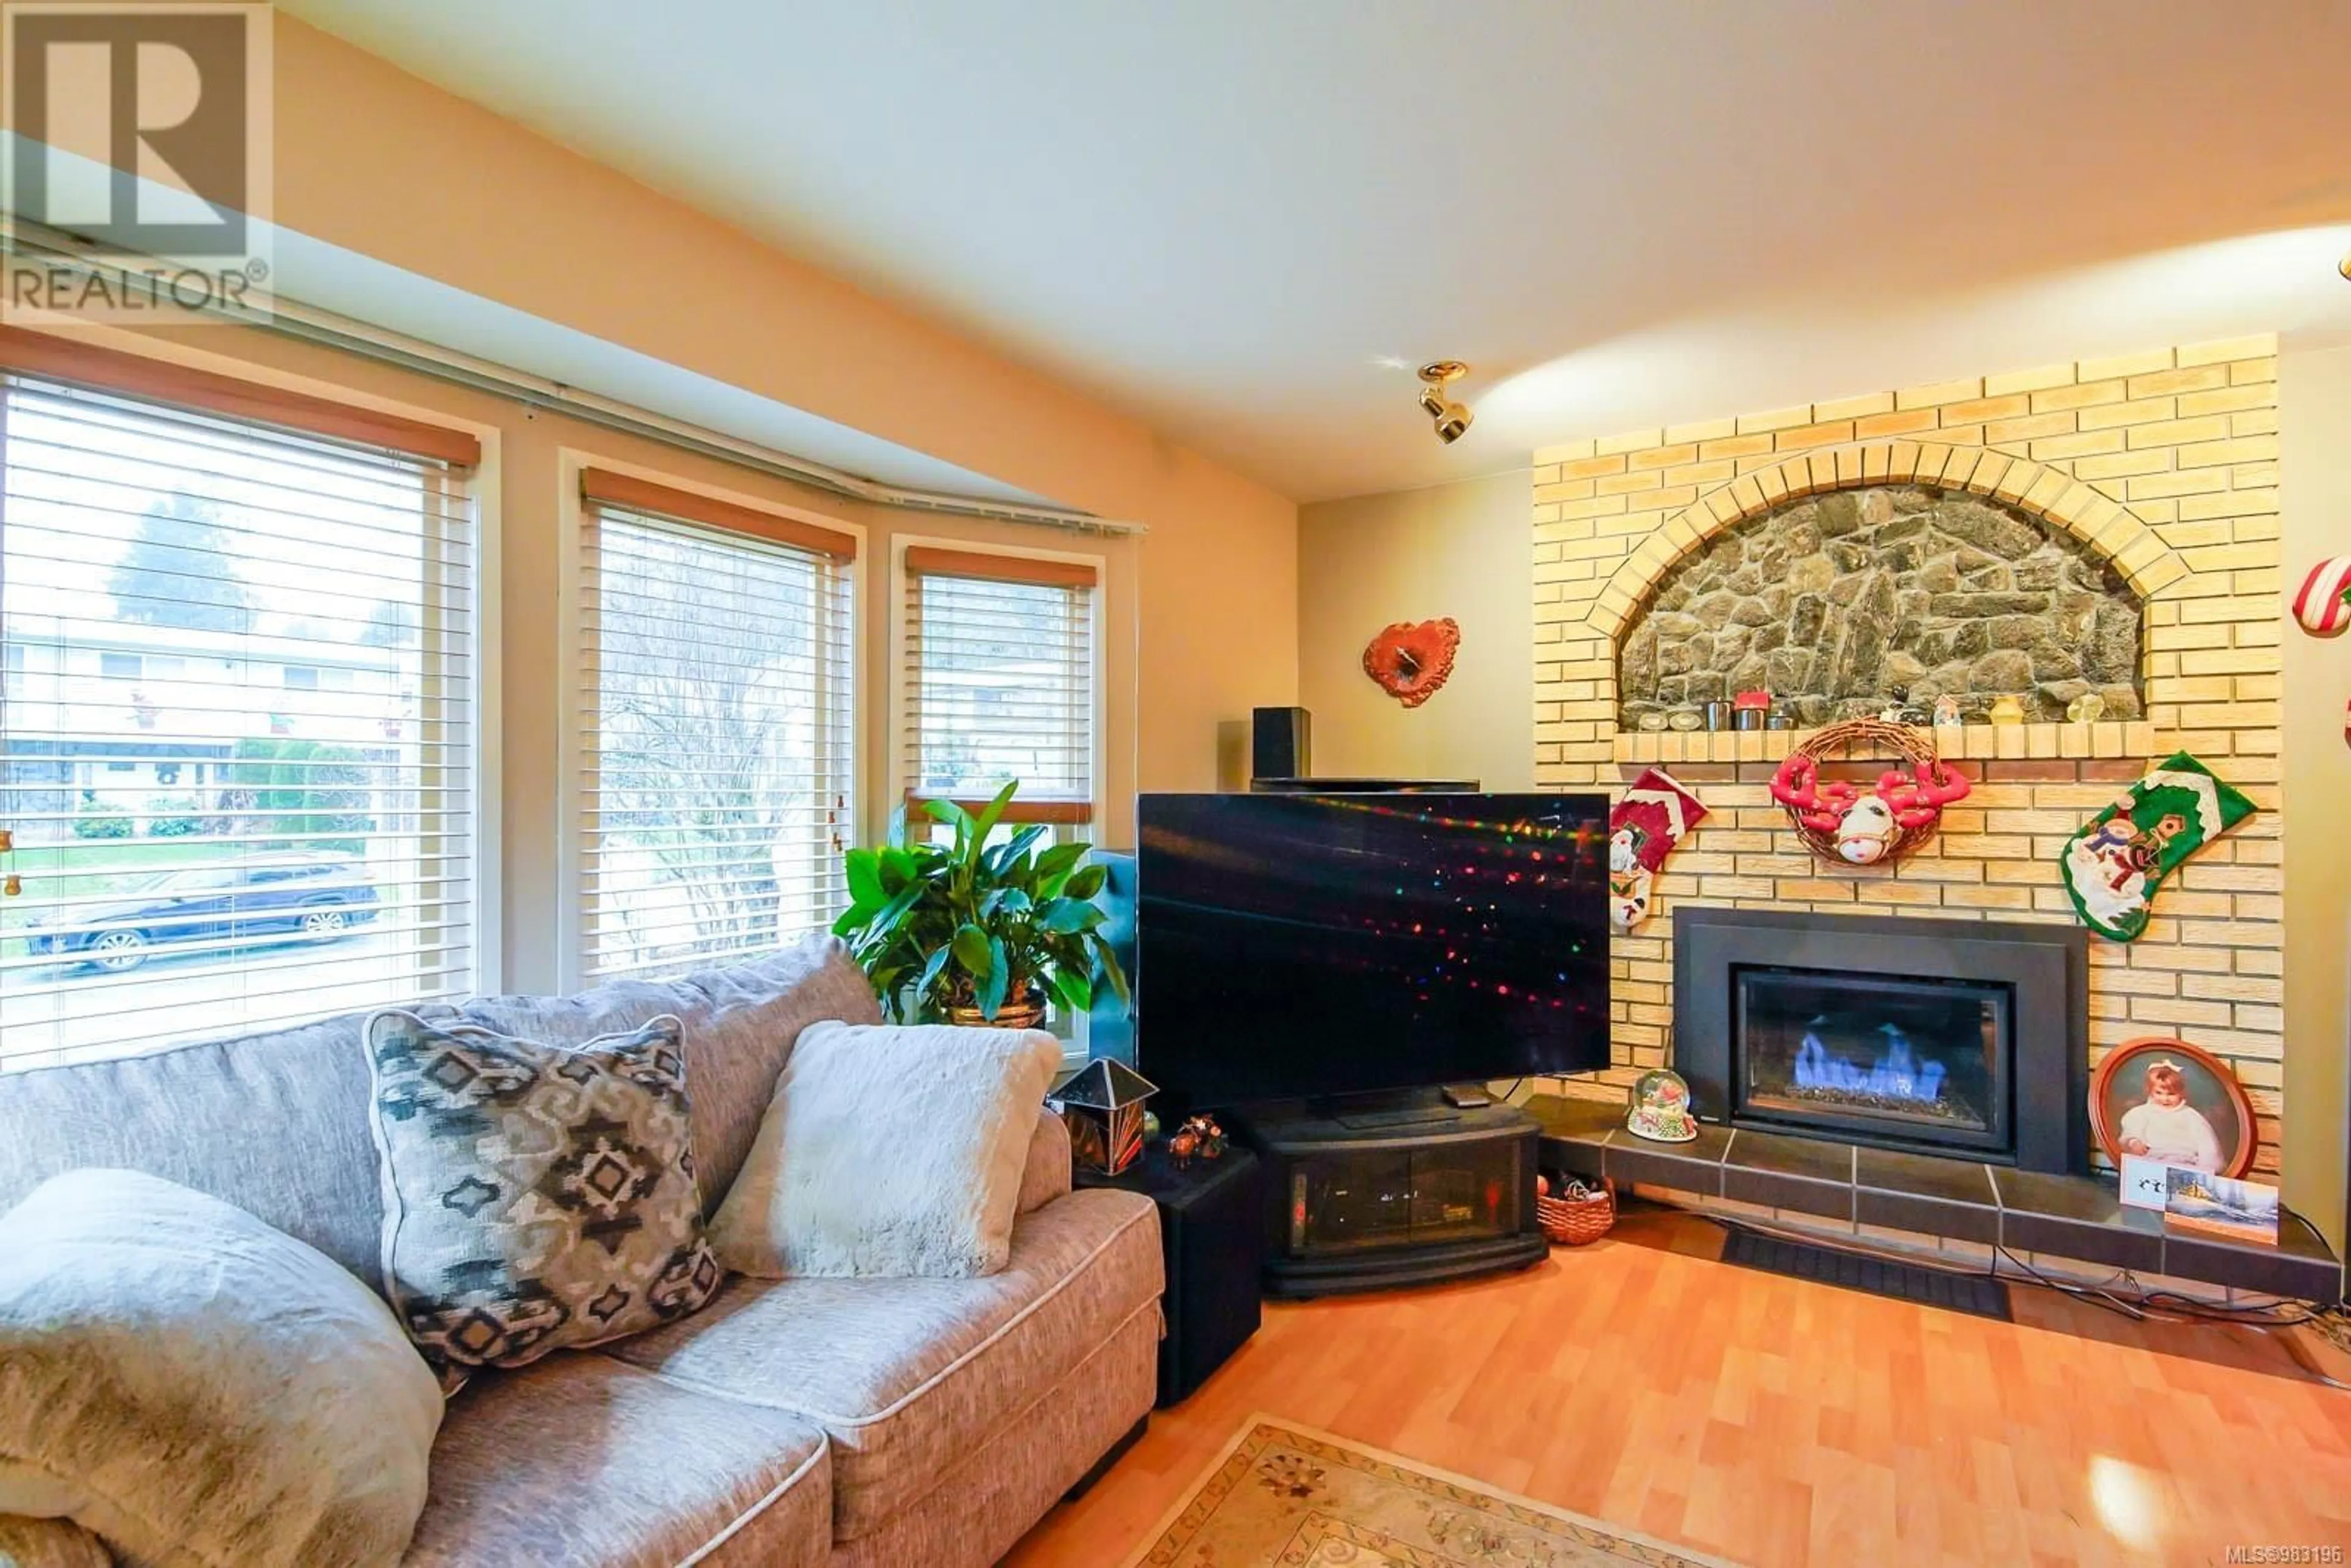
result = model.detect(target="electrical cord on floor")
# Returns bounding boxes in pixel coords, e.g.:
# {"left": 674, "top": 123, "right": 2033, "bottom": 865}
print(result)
{"left": 1990, "top": 1244, "right": 2321, "bottom": 1328}
{"left": 1674, "top": 1206, "right": 2351, "bottom": 1387}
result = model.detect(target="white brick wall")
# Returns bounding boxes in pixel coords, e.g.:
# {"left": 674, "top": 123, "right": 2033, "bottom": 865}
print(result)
{"left": 1532, "top": 339, "right": 2285, "bottom": 1173}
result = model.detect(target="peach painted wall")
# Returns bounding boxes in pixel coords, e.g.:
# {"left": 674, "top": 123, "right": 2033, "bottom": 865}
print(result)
{"left": 262, "top": 18, "right": 1297, "bottom": 802}
{"left": 1297, "top": 473, "right": 1536, "bottom": 790}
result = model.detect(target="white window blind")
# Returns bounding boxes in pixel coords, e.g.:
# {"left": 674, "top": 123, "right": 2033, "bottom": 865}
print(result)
{"left": 901, "top": 548, "right": 1097, "bottom": 825}
{"left": 0, "top": 374, "right": 478, "bottom": 1071}
{"left": 577, "top": 474, "right": 855, "bottom": 980}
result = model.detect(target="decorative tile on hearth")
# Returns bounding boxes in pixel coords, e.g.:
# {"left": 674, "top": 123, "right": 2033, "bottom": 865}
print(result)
{"left": 1604, "top": 1121, "right": 1733, "bottom": 1198}
{"left": 1854, "top": 1148, "right": 2002, "bottom": 1245}
{"left": 1992, "top": 1167, "right": 2165, "bottom": 1274}
{"left": 1720, "top": 1130, "right": 1856, "bottom": 1220}
{"left": 2160, "top": 1213, "right": 2340, "bottom": 1304}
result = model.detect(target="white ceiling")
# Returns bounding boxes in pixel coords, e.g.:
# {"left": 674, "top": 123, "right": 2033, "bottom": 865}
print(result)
{"left": 283, "top": 0, "right": 2351, "bottom": 504}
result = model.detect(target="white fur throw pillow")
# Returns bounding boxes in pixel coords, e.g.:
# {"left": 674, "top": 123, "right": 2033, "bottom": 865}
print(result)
{"left": 0, "top": 1169, "right": 442, "bottom": 1568}
{"left": 711, "top": 1022, "right": 1062, "bottom": 1278}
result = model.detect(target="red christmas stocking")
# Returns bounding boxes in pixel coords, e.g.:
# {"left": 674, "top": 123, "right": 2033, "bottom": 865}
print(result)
{"left": 1610, "top": 768, "right": 1709, "bottom": 933}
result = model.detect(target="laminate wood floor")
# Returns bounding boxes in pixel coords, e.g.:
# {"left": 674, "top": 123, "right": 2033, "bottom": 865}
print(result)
{"left": 1004, "top": 1209, "right": 2351, "bottom": 1567}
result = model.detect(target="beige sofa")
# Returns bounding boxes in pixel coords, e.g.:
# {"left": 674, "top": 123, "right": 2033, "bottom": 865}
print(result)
{"left": 0, "top": 937, "right": 1162, "bottom": 1567}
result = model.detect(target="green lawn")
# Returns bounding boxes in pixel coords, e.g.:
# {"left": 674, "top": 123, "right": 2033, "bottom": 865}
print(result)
{"left": 9, "top": 835, "right": 248, "bottom": 891}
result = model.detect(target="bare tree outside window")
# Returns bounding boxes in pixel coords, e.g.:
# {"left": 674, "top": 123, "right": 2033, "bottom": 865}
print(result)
{"left": 586, "top": 516, "right": 848, "bottom": 977}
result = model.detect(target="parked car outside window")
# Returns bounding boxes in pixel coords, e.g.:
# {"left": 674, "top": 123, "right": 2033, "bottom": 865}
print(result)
{"left": 19, "top": 852, "right": 382, "bottom": 973}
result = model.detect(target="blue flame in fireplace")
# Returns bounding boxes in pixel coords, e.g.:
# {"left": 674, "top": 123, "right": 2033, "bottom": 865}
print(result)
{"left": 1793, "top": 1021, "right": 1946, "bottom": 1105}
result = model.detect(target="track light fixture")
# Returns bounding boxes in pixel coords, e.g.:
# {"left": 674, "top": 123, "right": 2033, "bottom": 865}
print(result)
{"left": 1417, "top": 361, "right": 1473, "bottom": 444}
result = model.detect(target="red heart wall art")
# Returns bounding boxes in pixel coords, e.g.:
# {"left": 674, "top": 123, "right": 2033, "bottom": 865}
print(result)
{"left": 1362, "top": 618, "right": 1461, "bottom": 708}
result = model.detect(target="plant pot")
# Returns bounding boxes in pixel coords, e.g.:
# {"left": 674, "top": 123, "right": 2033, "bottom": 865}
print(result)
{"left": 947, "top": 988, "right": 1048, "bottom": 1031}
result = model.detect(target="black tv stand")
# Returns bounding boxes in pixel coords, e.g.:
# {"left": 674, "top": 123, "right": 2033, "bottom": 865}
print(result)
{"left": 1319, "top": 1087, "right": 1463, "bottom": 1132}
{"left": 1232, "top": 1097, "right": 1547, "bottom": 1299}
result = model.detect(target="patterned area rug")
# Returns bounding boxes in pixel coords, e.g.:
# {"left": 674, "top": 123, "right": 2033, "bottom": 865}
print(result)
{"left": 1127, "top": 1416, "right": 1742, "bottom": 1567}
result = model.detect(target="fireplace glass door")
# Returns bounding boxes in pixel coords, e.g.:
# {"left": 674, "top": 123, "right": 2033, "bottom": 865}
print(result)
{"left": 1731, "top": 966, "right": 2014, "bottom": 1158}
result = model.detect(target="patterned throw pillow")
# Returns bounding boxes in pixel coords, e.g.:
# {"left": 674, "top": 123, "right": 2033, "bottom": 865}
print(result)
{"left": 362, "top": 1010, "right": 722, "bottom": 1376}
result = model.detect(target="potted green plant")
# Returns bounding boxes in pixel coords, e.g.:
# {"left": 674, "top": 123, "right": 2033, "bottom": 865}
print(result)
{"left": 833, "top": 781, "right": 1130, "bottom": 1028}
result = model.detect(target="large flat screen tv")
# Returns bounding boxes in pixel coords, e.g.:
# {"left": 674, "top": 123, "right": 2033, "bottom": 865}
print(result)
{"left": 1136, "top": 792, "right": 1611, "bottom": 1109}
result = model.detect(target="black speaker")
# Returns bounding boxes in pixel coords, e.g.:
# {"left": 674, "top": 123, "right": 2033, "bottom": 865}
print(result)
{"left": 1251, "top": 706, "right": 1311, "bottom": 781}
{"left": 1158, "top": 1149, "right": 1264, "bottom": 1405}
{"left": 1077, "top": 1147, "right": 1264, "bottom": 1406}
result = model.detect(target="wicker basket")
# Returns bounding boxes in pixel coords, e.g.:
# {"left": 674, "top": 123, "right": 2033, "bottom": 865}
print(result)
{"left": 1774, "top": 716, "right": 1947, "bottom": 865}
{"left": 1536, "top": 1180, "right": 1616, "bottom": 1245}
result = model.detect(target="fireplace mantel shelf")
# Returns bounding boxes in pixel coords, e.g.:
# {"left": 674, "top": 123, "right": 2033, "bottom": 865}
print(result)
{"left": 1528, "top": 1094, "right": 2342, "bottom": 1305}
{"left": 1613, "top": 719, "right": 2158, "bottom": 770}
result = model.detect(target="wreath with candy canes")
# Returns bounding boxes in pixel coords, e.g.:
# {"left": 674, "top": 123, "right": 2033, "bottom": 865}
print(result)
{"left": 1769, "top": 718, "right": 1973, "bottom": 868}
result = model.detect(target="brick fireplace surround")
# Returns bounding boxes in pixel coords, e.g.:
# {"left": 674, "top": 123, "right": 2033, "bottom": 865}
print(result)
{"left": 1529, "top": 337, "right": 2286, "bottom": 1179}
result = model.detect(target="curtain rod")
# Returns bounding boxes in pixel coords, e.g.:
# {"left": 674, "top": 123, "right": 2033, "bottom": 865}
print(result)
{"left": 1, "top": 222, "right": 1148, "bottom": 538}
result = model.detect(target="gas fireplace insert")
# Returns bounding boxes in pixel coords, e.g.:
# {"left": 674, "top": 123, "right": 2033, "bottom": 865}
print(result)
{"left": 1673, "top": 908, "right": 2087, "bottom": 1174}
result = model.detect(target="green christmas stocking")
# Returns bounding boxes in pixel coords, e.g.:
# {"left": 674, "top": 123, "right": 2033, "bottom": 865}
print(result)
{"left": 2057, "top": 752, "right": 2255, "bottom": 942}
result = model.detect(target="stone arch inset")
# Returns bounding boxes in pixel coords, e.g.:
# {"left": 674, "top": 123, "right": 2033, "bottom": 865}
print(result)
{"left": 1588, "top": 441, "right": 2188, "bottom": 648}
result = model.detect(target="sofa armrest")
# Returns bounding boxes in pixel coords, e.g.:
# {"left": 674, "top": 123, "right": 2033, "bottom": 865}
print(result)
{"left": 1015, "top": 1108, "right": 1073, "bottom": 1215}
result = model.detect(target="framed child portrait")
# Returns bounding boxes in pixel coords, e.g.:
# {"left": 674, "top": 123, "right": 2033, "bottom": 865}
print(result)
{"left": 2089, "top": 1036, "right": 2257, "bottom": 1179}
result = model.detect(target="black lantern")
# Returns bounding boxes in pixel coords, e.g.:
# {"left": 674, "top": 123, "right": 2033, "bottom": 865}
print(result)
{"left": 1049, "top": 1058, "right": 1157, "bottom": 1176}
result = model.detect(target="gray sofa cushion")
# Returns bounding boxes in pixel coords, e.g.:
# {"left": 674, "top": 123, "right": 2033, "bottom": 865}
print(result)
{"left": 403, "top": 1354, "right": 831, "bottom": 1568}
{"left": 827, "top": 1305, "right": 1160, "bottom": 1568}
{"left": 0, "top": 1010, "right": 396, "bottom": 1284}
{"left": 607, "top": 1188, "right": 1160, "bottom": 1541}
{"left": 0, "top": 937, "right": 879, "bottom": 1292}
{"left": 457, "top": 938, "right": 880, "bottom": 1215}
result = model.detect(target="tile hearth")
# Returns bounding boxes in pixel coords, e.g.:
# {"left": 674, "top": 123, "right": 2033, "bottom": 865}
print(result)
{"left": 1528, "top": 1095, "right": 2341, "bottom": 1304}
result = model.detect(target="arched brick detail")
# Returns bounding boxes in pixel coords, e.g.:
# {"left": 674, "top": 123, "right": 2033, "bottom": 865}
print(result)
{"left": 1583, "top": 440, "right": 2189, "bottom": 647}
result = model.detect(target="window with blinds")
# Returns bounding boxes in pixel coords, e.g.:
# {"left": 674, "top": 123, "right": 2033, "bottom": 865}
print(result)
{"left": 577, "top": 471, "right": 855, "bottom": 981}
{"left": 0, "top": 372, "right": 478, "bottom": 1071}
{"left": 901, "top": 548, "right": 1097, "bottom": 828}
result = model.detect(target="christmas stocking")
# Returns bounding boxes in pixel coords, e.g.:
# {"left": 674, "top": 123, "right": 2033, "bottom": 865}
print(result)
{"left": 1609, "top": 768, "right": 1708, "bottom": 934}
{"left": 2058, "top": 752, "right": 2254, "bottom": 942}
